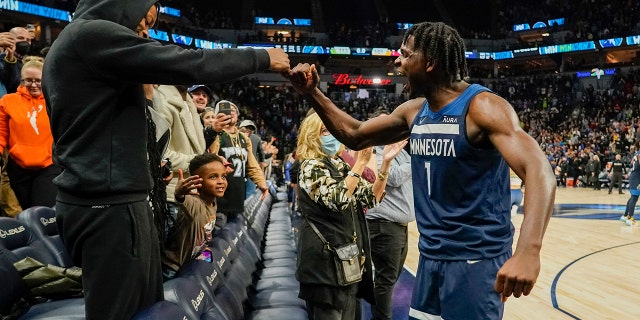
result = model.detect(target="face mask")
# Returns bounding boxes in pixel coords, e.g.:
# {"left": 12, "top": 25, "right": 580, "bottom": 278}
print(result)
{"left": 15, "top": 41, "right": 30, "bottom": 56}
{"left": 321, "top": 134, "right": 341, "bottom": 156}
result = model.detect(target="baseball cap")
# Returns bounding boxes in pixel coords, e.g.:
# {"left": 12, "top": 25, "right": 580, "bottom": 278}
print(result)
{"left": 239, "top": 120, "right": 257, "bottom": 131}
{"left": 187, "top": 85, "right": 211, "bottom": 96}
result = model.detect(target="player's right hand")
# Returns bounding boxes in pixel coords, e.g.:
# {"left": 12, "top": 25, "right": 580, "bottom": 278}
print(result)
{"left": 287, "top": 63, "right": 320, "bottom": 94}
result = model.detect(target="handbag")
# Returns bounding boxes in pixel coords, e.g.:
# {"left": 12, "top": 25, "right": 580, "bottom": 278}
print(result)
{"left": 333, "top": 242, "right": 362, "bottom": 285}
{"left": 305, "top": 203, "right": 363, "bottom": 286}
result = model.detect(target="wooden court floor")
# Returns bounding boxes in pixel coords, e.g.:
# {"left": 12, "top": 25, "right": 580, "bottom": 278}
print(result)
{"left": 404, "top": 187, "right": 640, "bottom": 319}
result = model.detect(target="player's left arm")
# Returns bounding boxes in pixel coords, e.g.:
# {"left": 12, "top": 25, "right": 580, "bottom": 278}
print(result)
{"left": 467, "top": 92, "right": 556, "bottom": 300}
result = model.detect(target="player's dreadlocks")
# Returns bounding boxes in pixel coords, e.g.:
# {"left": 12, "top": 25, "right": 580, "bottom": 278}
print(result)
{"left": 403, "top": 22, "right": 469, "bottom": 84}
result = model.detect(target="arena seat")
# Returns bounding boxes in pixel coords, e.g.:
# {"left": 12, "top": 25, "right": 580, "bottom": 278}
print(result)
{"left": 132, "top": 301, "right": 189, "bottom": 320}
{"left": 18, "top": 299, "right": 85, "bottom": 320}
{"left": 0, "top": 217, "right": 62, "bottom": 267}
{"left": 246, "top": 306, "right": 309, "bottom": 320}
{"left": 16, "top": 206, "right": 73, "bottom": 267}
{"left": 162, "top": 276, "right": 228, "bottom": 320}
{"left": 216, "top": 227, "right": 256, "bottom": 289}
{"left": 176, "top": 259, "right": 244, "bottom": 320}
{"left": 245, "top": 192, "right": 307, "bottom": 317}
{"left": 0, "top": 247, "right": 84, "bottom": 320}
{"left": 209, "top": 237, "right": 249, "bottom": 303}
{"left": 0, "top": 246, "right": 29, "bottom": 316}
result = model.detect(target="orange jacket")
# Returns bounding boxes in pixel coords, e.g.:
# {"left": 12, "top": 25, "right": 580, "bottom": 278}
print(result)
{"left": 0, "top": 86, "right": 54, "bottom": 169}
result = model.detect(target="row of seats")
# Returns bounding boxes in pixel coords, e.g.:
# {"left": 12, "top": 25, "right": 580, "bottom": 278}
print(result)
{"left": 1, "top": 182, "right": 307, "bottom": 319}
{"left": 0, "top": 206, "right": 84, "bottom": 319}
{"left": 135, "top": 189, "right": 307, "bottom": 319}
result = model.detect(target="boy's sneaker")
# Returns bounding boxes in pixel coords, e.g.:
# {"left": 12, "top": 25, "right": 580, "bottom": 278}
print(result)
{"left": 626, "top": 217, "right": 636, "bottom": 226}
{"left": 620, "top": 215, "right": 629, "bottom": 222}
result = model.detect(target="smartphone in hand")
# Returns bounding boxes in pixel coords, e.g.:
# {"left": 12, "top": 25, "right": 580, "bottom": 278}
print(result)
{"left": 217, "top": 101, "right": 232, "bottom": 115}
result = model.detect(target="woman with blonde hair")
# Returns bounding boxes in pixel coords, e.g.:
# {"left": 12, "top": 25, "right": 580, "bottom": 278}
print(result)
{"left": 295, "top": 112, "right": 406, "bottom": 319}
{"left": 0, "top": 59, "right": 60, "bottom": 208}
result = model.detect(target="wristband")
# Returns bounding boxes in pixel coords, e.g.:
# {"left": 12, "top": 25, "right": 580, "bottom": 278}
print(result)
{"left": 4, "top": 55, "right": 16, "bottom": 64}
{"left": 377, "top": 171, "right": 388, "bottom": 180}
{"left": 347, "top": 171, "right": 361, "bottom": 178}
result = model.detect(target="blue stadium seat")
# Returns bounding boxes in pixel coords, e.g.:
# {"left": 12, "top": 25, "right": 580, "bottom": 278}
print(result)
{"left": 0, "top": 217, "right": 61, "bottom": 267}
{"left": 246, "top": 306, "right": 309, "bottom": 320}
{"left": 132, "top": 301, "right": 189, "bottom": 320}
{"left": 0, "top": 246, "right": 29, "bottom": 316}
{"left": 209, "top": 237, "right": 249, "bottom": 304}
{"left": 177, "top": 259, "right": 244, "bottom": 320}
{"left": 16, "top": 206, "right": 73, "bottom": 267}
{"left": 246, "top": 286, "right": 306, "bottom": 311}
{"left": 19, "top": 299, "right": 85, "bottom": 320}
{"left": 0, "top": 247, "right": 84, "bottom": 320}
{"left": 163, "top": 277, "right": 227, "bottom": 320}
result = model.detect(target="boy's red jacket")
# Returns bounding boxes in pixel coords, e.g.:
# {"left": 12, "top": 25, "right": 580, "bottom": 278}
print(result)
{"left": 0, "top": 86, "right": 53, "bottom": 168}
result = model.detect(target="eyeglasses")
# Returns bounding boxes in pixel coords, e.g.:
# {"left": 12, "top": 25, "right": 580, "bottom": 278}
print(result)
{"left": 398, "top": 50, "right": 417, "bottom": 60}
{"left": 21, "top": 78, "right": 41, "bottom": 85}
{"left": 23, "top": 56, "right": 44, "bottom": 63}
{"left": 397, "top": 45, "right": 420, "bottom": 59}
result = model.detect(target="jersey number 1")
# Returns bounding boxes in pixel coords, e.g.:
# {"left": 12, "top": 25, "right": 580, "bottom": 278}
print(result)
{"left": 425, "top": 162, "right": 431, "bottom": 196}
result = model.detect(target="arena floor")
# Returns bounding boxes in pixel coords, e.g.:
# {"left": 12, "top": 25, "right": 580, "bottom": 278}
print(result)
{"left": 403, "top": 187, "right": 639, "bottom": 319}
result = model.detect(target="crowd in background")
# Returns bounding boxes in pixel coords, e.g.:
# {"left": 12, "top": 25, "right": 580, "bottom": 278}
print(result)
{"left": 198, "top": 64, "right": 640, "bottom": 193}
{"left": 14, "top": 0, "right": 640, "bottom": 61}
{"left": 1, "top": 2, "right": 639, "bottom": 319}
{"left": 200, "top": 66, "right": 640, "bottom": 174}
{"left": 4, "top": 0, "right": 640, "bottom": 283}
{"left": 5, "top": 25, "right": 640, "bottom": 214}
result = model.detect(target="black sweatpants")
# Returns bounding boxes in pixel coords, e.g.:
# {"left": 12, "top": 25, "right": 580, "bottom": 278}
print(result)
{"left": 368, "top": 219, "right": 409, "bottom": 320}
{"left": 609, "top": 172, "right": 624, "bottom": 193}
{"left": 6, "top": 159, "right": 61, "bottom": 208}
{"left": 56, "top": 200, "right": 163, "bottom": 320}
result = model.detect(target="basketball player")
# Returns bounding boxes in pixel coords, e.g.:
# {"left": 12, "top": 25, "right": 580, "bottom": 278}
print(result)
{"left": 621, "top": 143, "right": 640, "bottom": 226}
{"left": 286, "top": 21, "right": 556, "bottom": 319}
{"left": 510, "top": 168, "right": 523, "bottom": 216}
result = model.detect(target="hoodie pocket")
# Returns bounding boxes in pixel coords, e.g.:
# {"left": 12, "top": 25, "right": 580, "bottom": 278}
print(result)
{"left": 127, "top": 204, "right": 140, "bottom": 257}
{"left": 10, "top": 144, "right": 52, "bottom": 168}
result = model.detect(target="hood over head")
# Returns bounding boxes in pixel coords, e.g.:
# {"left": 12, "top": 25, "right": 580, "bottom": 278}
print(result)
{"left": 73, "top": 0, "right": 158, "bottom": 31}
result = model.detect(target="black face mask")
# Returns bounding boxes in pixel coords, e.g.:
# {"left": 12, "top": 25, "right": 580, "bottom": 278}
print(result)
{"left": 15, "top": 41, "right": 30, "bottom": 56}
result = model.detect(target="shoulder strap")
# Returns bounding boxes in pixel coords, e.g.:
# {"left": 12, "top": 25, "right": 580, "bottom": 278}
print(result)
{"left": 304, "top": 216, "right": 332, "bottom": 250}
{"left": 304, "top": 201, "right": 358, "bottom": 250}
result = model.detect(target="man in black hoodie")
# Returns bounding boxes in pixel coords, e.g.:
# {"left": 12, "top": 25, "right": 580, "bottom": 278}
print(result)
{"left": 42, "top": 1, "right": 289, "bottom": 318}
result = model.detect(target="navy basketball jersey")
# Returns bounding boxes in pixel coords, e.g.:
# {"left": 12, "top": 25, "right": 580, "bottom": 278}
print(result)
{"left": 628, "top": 151, "right": 640, "bottom": 188}
{"left": 629, "top": 151, "right": 640, "bottom": 174}
{"left": 409, "top": 84, "right": 513, "bottom": 260}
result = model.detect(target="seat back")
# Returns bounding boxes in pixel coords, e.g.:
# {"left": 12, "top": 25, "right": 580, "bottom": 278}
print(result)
{"left": 132, "top": 301, "right": 189, "bottom": 320}
{"left": 177, "top": 259, "right": 244, "bottom": 320}
{"left": 0, "top": 247, "right": 28, "bottom": 315}
{"left": 177, "top": 259, "right": 225, "bottom": 299}
{"left": 16, "top": 207, "right": 73, "bottom": 267}
{"left": 0, "top": 217, "right": 59, "bottom": 266}
{"left": 163, "top": 277, "right": 227, "bottom": 320}
{"left": 216, "top": 229, "right": 241, "bottom": 263}
{"left": 209, "top": 239, "right": 249, "bottom": 310}
{"left": 209, "top": 237, "right": 236, "bottom": 268}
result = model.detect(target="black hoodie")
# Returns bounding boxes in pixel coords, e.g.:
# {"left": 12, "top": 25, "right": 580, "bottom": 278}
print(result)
{"left": 43, "top": 0, "right": 271, "bottom": 205}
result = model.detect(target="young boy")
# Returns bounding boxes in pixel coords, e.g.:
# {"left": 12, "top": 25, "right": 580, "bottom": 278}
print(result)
{"left": 162, "top": 153, "right": 228, "bottom": 279}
